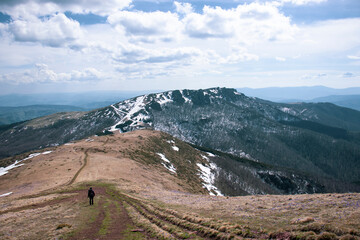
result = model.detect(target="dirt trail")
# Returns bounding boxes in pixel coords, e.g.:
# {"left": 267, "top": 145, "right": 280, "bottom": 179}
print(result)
{"left": 68, "top": 197, "right": 106, "bottom": 240}
{"left": 68, "top": 149, "right": 89, "bottom": 185}
{"left": 66, "top": 185, "right": 146, "bottom": 240}
{"left": 102, "top": 202, "right": 129, "bottom": 239}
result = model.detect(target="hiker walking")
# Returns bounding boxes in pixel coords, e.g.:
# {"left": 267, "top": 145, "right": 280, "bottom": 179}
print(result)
{"left": 88, "top": 187, "right": 95, "bottom": 205}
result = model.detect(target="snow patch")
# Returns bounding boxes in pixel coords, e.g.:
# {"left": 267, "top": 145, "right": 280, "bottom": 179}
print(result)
{"left": 128, "top": 96, "right": 146, "bottom": 116}
{"left": 239, "top": 152, "right": 258, "bottom": 162}
{"left": 167, "top": 140, "right": 179, "bottom": 151}
{"left": 280, "top": 107, "right": 296, "bottom": 115}
{"left": 0, "top": 192, "right": 13, "bottom": 197}
{"left": 180, "top": 90, "right": 191, "bottom": 103}
{"left": 209, "top": 89, "right": 219, "bottom": 94}
{"left": 109, "top": 96, "right": 151, "bottom": 132}
{"left": 197, "top": 163, "right": 223, "bottom": 196}
{"left": 157, "top": 153, "right": 176, "bottom": 174}
{"left": 206, "top": 152, "right": 216, "bottom": 157}
{"left": 300, "top": 108, "right": 307, "bottom": 114}
{"left": 0, "top": 151, "right": 53, "bottom": 177}
{"left": 156, "top": 93, "right": 173, "bottom": 105}
{"left": 0, "top": 161, "right": 24, "bottom": 177}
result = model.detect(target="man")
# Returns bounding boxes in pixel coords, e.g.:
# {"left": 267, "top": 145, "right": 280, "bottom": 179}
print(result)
{"left": 88, "top": 187, "right": 95, "bottom": 205}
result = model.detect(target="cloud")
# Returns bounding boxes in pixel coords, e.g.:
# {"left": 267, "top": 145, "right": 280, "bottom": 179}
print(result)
{"left": 301, "top": 73, "right": 327, "bottom": 80}
{"left": 280, "top": 0, "right": 327, "bottom": 5}
{"left": 181, "top": 2, "right": 296, "bottom": 43}
{"left": 300, "top": 19, "right": 360, "bottom": 54}
{"left": 348, "top": 55, "right": 360, "bottom": 60}
{"left": 343, "top": 72, "right": 355, "bottom": 78}
{"left": 250, "top": 18, "right": 360, "bottom": 60}
{"left": 182, "top": 6, "right": 235, "bottom": 39}
{"left": 0, "top": 1, "right": 359, "bottom": 91}
{"left": 276, "top": 57, "right": 286, "bottom": 61}
{"left": 0, "top": 64, "right": 102, "bottom": 84}
{"left": 174, "top": 1, "right": 193, "bottom": 15}
{"left": 111, "top": 44, "right": 201, "bottom": 64}
{"left": 0, "top": 0, "right": 132, "bottom": 18}
{"left": 220, "top": 47, "right": 259, "bottom": 63}
{"left": 108, "top": 10, "right": 182, "bottom": 43}
{"left": 8, "top": 13, "right": 82, "bottom": 47}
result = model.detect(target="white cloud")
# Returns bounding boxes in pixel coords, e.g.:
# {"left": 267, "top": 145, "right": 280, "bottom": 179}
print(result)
{"left": 182, "top": 6, "right": 235, "bottom": 39}
{"left": 174, "top": 1, "right": 193, "bottom": 15}
{"left": 108, "top": 10, "right": 183, "bottom": 43}
{"left": 298, "top": 18, "right": 360, "bottom": 54}
{"left": 111, "top": 43, "right": 202, "bottom": 64}
{"left": 301, "top": 73, "right": 327, "bottom": 80}
{"left": 280, "top": 0, "right": 327, "bottom": 5}
{"left": 8, "top": 13, "right": 82, "bottom": 47}
{"left": 70, "top": 67, "right": 102, "bottom": 81}
{"left": 276, "top": 56, "right": 286, "bottom": 61}
{"left": 181, "top": 2, "right": 297, "bottom": 43}
{"left": 0, "top": 64, "right": 102, "bottom": 84}
{"left": 246, "top": 18, "right": 360, "bottom": 60}
{"left": 0, "top": 0, "right": 132, "bottom": 18}
{"left": 0, "top": 1, "right": 359, "bottom": 91}
{"left": 220, "top": 47, "right": 259, "bottom": 63}
{"left": 348, "top": 55, "right": 360, "bottom": 60}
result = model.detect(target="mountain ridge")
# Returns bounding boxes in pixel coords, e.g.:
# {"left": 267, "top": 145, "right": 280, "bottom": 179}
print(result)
{"left": 1, "top": 87, "right": 359, "bottom": 193}
{"left": 237, "top": 86, "right": 360, "bottom": 102}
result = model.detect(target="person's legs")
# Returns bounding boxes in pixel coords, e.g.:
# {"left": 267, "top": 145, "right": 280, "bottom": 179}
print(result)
{"left": 90, "top": 197, "right": 94, "bottom": 205}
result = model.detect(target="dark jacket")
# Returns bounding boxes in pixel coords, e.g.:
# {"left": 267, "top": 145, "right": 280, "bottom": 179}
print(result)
{"left": 88, "top": 189, "right": 95, "bottom": 198}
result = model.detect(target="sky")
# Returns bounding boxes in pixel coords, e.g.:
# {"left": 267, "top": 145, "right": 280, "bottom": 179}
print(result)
{"left": 0, "top": 0, "right": 359, "bottom": 94}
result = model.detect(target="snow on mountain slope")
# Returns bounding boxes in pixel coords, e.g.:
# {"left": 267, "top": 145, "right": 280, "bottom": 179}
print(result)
{"left": 106, "top": 87, "right": 296, "bottom": 136}
{"left": 1, "top": 87, "right": 360, "bottom": 194}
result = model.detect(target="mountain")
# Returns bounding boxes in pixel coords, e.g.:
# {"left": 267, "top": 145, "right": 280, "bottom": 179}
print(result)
{"left": 1, "top": 130, "right": 359, "bottom": 240}
{"left": 0, "top": 105, "right": 85, "bottom": 125}
{"left": 0, "top": 90, "right": 156, "bottom": 109}
{"left": 310, "top": 95, "right": 360, "bottom": 111}
{"left": 237, "top": 86, "right": 360, "bottom": 102}
{"left": 0, "top": 130, "right": 330, "bottom": 198}
{"left": 237, "top": 86, "right": 360, "bottom": 111}
{"left": 1, "top": 87, "right": 360, "bottom": 191}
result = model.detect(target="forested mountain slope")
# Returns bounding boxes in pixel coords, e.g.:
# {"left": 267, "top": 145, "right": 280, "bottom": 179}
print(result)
{"left": 1, "top": 88, "right": 359, "bottom": 188}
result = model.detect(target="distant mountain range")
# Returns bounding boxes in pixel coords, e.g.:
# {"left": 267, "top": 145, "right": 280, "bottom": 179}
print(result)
{"left": 0, "top": 105, "right": 85, "bottom": 125}
{"left": 1, "top": 87, "right": 359, "bottom": 194}
{"left": 238, "top": 86, "right": 360, "bottom": 111}
{"left": 310, "top": 95, "right": 360, "bottom": 111}
{"left": 0, "top": 90, "right": 155, "bottom": 109}
{"left": 0, "top": 86, "right": 359, "bottom": 126}
{"left": 238, "top": 86, "right": 360, "bottom": 101}
{"left": 0, "top": 90, "right": 155, "bottom": 125}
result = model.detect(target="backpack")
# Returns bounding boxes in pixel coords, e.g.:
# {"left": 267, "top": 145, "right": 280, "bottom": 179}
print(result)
{"left": 89, "top": 189, "right": 95, "bottom": 197}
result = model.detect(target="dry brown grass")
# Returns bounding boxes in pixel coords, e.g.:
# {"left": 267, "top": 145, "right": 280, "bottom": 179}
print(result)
{"left": 0, "top": 197, "right": 81, "bottom": 239}
{"left": 1, "top": 130, "right": 359, "bottom": 240}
